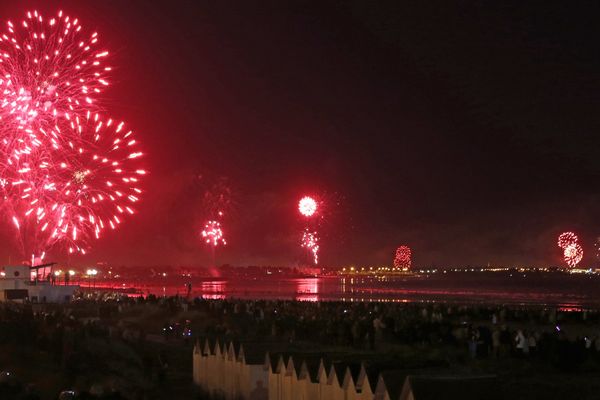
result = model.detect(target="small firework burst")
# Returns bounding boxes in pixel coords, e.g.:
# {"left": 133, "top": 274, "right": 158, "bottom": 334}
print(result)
{"left": 298, "top": 196, "right": 317, "bottom": 217}
{"left": 557, "top": 232, "right": 578, "bottom": 250}
{"left": 201, "top": 220, "right": 226, "bottom": 247}
{"left": 393, "top": 245, "right": 411, "bottom": 270}
{"left": 563, "top": 243, "right": 583, "bottom": 268}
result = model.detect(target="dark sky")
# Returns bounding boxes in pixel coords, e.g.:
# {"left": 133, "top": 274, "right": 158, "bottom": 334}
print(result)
{"left": 1, "top": 1, "right": 600, "bottom": 267}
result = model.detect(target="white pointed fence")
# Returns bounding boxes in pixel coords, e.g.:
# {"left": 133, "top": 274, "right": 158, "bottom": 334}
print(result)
{"left": 193, "top": 339, "right": 382, "bottom": 400}
{"left": 192, "top": 339, "right": 498, "bottom": 400}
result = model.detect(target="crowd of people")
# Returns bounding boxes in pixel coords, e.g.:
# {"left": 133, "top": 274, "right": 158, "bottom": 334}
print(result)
{"left": 113, "top": 294, "right": 600, "bottom": 370}
{"left": 0, "top": 296, "right": 175, "bottom": 400}
{"left": 185, "top": 297, "right": 600, "bottom": 370}
{"left": 1, "top": 293, "right": 600, "bottom": 399}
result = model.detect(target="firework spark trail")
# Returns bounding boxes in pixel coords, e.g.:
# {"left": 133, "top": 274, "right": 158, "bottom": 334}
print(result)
{"left": 393, "top": 245, "right": 411, "bottom": 270}
{"left": 301, "top": 228, "right": 319, "bottom": 265}
{"left": 0, "top": 10, "right": 145, "bottom": 260}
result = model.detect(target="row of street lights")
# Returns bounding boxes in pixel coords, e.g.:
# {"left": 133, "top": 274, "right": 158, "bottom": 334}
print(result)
{"left": 49, "top": 268, "right": 98, "bottom": 288}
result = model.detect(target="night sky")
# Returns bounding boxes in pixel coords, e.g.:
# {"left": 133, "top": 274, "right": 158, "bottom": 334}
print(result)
{"left": 1, "top": 1, "right": 599, "bottom": 267}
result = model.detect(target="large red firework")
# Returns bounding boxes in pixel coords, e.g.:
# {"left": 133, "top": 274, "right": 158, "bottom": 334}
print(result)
{"left": 563, "top": 243, "right": 583, "bottom": 268}
{"left": 0, "top": 10, "right": 110, "bottom": 135}
{"left": 393, "top": 245, "right": 411, "bottom": 270}
{"left": 0, "top": 10, "right": 145, "bottom": 260}
{"left": 3, "top": 114, "right": 145, "bottom": 255}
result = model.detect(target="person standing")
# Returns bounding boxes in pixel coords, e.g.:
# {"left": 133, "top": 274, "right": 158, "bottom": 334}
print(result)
{"left": 515, "top": 329, "right": 526, "bottom": 357}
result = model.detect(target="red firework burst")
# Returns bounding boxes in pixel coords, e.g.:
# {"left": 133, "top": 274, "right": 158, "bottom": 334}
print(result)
{"left": 201, "top": 220, "right": 226, "bottom": 247}
{"left": 301, "top": 229, "right": 319, "bottom": 264}
{"left": 393, "top": 245, "right": 411, "bottom": 270}
{"left": 0, "top": 10, "right": 110, "bottom": 134}
{"left": 298, "top": 196, "right": 317, "bottom": 217}
{"left": 557, "top": 232, "right": 578, "bottom": 249}
{"left": 3, "top": 114, "right": 145, "bottom": 255}
{"left": 49, "top": 115, "right": 144, "bottom": 253}
{"left": 563, "top": 243, "right": 583, "bottom": 268}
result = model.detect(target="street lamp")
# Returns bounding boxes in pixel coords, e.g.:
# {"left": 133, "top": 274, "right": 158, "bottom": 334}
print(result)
{"left": 67, "top": 270, "right": 75, "bottom": 286}
{"left": 54, "top": 270, "right": 62, "bottom": 285}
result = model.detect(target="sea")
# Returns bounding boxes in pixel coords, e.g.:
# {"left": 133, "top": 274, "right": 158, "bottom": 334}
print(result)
{"left": 87, "top": 271, "right": 600, "bottom": 309}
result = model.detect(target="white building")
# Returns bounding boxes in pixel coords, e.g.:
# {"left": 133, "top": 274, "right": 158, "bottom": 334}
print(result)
{"left": 0, "top": 265, "right": 78, "bottom": 303}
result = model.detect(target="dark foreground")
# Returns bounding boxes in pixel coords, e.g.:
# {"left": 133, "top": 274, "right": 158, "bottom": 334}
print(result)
{"left": 1, "top": 293, "right": 600, "bottom": 399}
